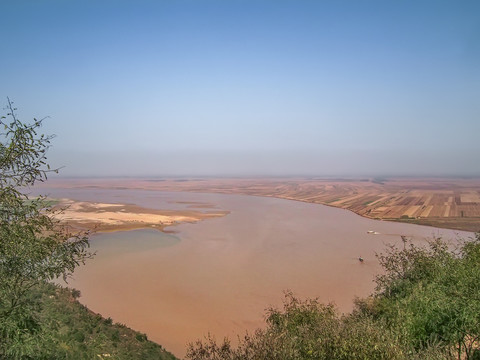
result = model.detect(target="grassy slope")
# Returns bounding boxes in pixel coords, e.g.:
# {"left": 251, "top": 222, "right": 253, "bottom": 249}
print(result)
{"left": 33, "top": 282, "right": 178, "bottom": 360}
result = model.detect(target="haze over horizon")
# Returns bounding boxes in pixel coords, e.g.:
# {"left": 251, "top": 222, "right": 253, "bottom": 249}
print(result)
{"left": 1, "top": 0, "right": 479, "bottom": 177}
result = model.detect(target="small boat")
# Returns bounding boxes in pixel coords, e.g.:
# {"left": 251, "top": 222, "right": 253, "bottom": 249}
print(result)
{"left": 358, "top": 256, "right": 364, "bottom": 263}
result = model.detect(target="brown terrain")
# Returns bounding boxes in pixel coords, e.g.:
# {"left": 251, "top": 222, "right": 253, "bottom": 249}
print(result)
{"left": 42, "top": 177, "right": 480, "bottom": 232}
{"left": 52, "top": 198, "right": 229, "bottom": 232}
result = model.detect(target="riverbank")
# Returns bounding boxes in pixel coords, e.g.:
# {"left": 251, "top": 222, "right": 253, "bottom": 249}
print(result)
{"left": 38, "top": 177, "right": 480, "bottom": 232}
{"left": 51, "top": 198, "right": 230, "bottom": 233}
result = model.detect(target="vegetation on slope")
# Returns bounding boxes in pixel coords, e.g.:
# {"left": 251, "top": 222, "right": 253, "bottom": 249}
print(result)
{"left": 187, "top": 234, "right": 480, "bottom": 360}
{"left": 0, "top": 99, "right": 92, "bottom": 358}
{"left": 1, "top": 281, "right": 177, "bottom": 359}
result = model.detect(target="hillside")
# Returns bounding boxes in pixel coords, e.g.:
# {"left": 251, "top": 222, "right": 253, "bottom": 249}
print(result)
{"left": 9, "top": 282, "right": 178, "bottom": 360}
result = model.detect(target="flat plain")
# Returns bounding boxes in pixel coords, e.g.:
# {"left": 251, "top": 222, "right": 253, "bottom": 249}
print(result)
{"left": 43, "top": 177, "right": 480, "bottom": 232}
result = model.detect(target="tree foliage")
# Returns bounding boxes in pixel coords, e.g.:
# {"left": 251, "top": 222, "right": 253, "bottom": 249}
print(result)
{"left": 187, "top": 234, "right": 480, "bottom": 360}
{"left": 0, "top": 99, "right": 91, "bottom": 358}
{"left": 19, "top": 282, "right": 177, "bottom": 360}
{"left": 368, "top": 235, "right": 480, "bottom": 359}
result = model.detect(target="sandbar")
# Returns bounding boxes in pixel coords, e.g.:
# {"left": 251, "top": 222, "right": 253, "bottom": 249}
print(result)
{"left": 52, "top": 198, "right": 229, "bottom": 233}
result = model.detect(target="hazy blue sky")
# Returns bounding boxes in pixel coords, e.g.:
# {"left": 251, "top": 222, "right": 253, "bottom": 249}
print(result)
{"left": 1, "top": 0, "right": 479, "bottom": 177}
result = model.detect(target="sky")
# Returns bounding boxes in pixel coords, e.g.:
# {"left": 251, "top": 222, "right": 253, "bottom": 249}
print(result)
{"left": 1, "top": 0, "right": 479, "bottom": 177}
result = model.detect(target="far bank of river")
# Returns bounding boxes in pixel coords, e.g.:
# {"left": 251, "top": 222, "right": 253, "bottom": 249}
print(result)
{"left": 41, "top": 188, "right": 472, "bottom": 358}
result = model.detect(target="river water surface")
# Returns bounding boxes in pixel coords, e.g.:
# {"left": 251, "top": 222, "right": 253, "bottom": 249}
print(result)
{"left": 38, "top": 188, "right": 472, "bottom": 358}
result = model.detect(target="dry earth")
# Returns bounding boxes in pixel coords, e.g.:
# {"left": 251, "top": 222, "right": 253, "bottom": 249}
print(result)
{"left": 41, "top": 177, "right": 480, "bottom": 232}
{"left": 52, "top": 198, "right": 229, "bottom": 232}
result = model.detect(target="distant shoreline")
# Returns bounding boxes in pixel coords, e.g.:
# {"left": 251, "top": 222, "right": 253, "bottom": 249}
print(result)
{"left": 37, "top": 177, "right": 480, "bottom": 233}
{"left": 50, "top": 198, "right": 230, "bottom": 234}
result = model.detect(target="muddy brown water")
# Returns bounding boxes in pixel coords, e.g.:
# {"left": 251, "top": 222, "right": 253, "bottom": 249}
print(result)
{"left": 37, "top": 188, "right": 472, "bottom": 358}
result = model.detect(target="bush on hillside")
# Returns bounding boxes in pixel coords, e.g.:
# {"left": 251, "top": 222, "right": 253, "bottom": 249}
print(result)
{"left": 187, "top": 234, "right": 480, "bottom": 360}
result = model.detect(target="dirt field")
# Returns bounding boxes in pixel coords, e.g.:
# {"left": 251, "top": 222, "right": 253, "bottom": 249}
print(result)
{"left": 40, "top": 177, "right": 480, "bottom": 232}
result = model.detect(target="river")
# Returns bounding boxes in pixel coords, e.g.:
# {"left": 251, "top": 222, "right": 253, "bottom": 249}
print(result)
{"left": 36, "top": 188, "right": 472, "bottom": 358}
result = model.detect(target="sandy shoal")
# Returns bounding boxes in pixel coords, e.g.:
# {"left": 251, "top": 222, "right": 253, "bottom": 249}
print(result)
{"left": 53, "top": 198, "right": 229, "bottom": 232}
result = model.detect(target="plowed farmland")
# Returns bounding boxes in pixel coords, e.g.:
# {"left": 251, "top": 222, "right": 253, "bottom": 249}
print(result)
{"left": 40, "top": 177, "right": 480, "bottom": 232}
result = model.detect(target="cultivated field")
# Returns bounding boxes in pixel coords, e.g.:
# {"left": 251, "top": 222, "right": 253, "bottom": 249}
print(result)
{"left": 42, "top": 177, "right": 480, "bottom": 232}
